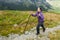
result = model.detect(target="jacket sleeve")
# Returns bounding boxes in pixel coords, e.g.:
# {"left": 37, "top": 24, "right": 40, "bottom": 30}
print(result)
{"left": 31, "top": 12, "right": 37, "bottom": 17}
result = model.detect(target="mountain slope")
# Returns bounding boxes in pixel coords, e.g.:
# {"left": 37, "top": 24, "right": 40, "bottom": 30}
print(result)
{"left": 0, "top": 0, "right": 51, "bottom": 11}
{"left": 46, "top": 0, "right": 60, "bottom": 13}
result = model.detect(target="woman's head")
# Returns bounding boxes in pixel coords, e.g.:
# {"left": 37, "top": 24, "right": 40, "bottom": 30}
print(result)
{"left": 37, "top": 7, "right": 42, "bottom": 12}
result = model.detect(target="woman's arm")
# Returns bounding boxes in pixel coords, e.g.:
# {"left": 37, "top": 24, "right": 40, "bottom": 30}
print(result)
{"left": 31, "top": 12, "right": 37, "bottom": 17}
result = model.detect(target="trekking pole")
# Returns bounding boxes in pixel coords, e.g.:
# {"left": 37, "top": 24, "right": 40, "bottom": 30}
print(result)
{"left": 23, "top": 15, "right": 31, "bottom": 34}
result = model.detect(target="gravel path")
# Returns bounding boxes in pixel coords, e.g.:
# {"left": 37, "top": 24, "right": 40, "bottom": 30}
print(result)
{"left": 0, "top": 25, "right": 60, "bottom": 40}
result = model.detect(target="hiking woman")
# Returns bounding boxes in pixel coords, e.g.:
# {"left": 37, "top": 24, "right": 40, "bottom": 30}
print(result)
{"left": 31, "top": 7, "right": 45, "bottom": 35}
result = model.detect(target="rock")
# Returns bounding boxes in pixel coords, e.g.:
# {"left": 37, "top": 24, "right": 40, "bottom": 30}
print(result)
{"left": 14, "top": 24, "right": 18, "bottom": 27}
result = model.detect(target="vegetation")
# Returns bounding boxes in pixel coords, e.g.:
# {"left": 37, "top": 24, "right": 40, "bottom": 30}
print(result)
{"left": 48, "top": 30, "right": 60, "bottom": 40}
{"left": 0, "top": 10, "right": 60, "bottom": 36}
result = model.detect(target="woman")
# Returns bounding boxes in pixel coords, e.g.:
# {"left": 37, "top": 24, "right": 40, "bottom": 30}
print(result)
{"left": 31, "top": 7, "right": 45, "bottom": 35}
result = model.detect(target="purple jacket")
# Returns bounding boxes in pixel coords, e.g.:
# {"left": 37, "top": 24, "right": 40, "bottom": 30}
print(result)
{"left": 31, "top": 12, "right": 44, "bottom": 23}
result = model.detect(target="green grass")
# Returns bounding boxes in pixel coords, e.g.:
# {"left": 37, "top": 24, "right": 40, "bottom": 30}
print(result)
{"left": 48, "top": 30, "right": 60, "bottom": 40}
{"left": 0, "top": 10, "right": 60, "bottom": 36}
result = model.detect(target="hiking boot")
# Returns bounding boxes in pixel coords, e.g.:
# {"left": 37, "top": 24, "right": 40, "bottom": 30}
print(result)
{"left": 36, "top": 33, "right": 40, "bottom": 35}
{"left": 43, "top": 28, "right": 45, "bottom": 32}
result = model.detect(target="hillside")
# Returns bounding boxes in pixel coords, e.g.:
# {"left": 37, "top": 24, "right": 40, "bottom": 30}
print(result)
{"left": 0, "top": 0, "right": 51, "bottom": 11}
{"left": 46, "top": 0, "right": 60, "bottom": 13}
{"left": 0, "top": 10, "right": 60, "bottom": 36}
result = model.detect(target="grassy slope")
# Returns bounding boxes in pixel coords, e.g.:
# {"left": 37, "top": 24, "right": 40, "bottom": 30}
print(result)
{"left": 0, "top": 10, "right": 60, "bottom": 36}
{"left": 48, "top": 30, "right": 60, "bottom": 40}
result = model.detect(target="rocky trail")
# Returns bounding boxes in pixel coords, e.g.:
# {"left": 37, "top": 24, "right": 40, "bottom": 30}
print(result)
{"left": 0, "top": 25, "right": 60, "bottom": 40}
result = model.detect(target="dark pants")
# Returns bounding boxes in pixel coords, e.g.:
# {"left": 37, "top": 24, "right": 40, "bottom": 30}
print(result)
{"left": 36, "top": 22, "right": 45, "bottom": 35}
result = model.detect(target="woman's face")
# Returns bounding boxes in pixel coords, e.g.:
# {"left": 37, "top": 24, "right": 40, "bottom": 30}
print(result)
{"left": 37, "top": 7, "right": 41, "bottom": 12}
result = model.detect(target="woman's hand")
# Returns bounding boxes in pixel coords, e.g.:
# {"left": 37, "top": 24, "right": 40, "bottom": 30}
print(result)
{"left": 29, "top": 11, "right": 34, "bottom": 16}
{"left": 38, "top": 13, "right": 41, "bottom": 16}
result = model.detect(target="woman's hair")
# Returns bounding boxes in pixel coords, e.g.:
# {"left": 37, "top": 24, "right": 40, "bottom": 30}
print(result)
{"left": 37, "top": 7, "right": 42, "bottom": 12}
{"left": 40, "top": 8, "right": 42, "bottom": 11}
